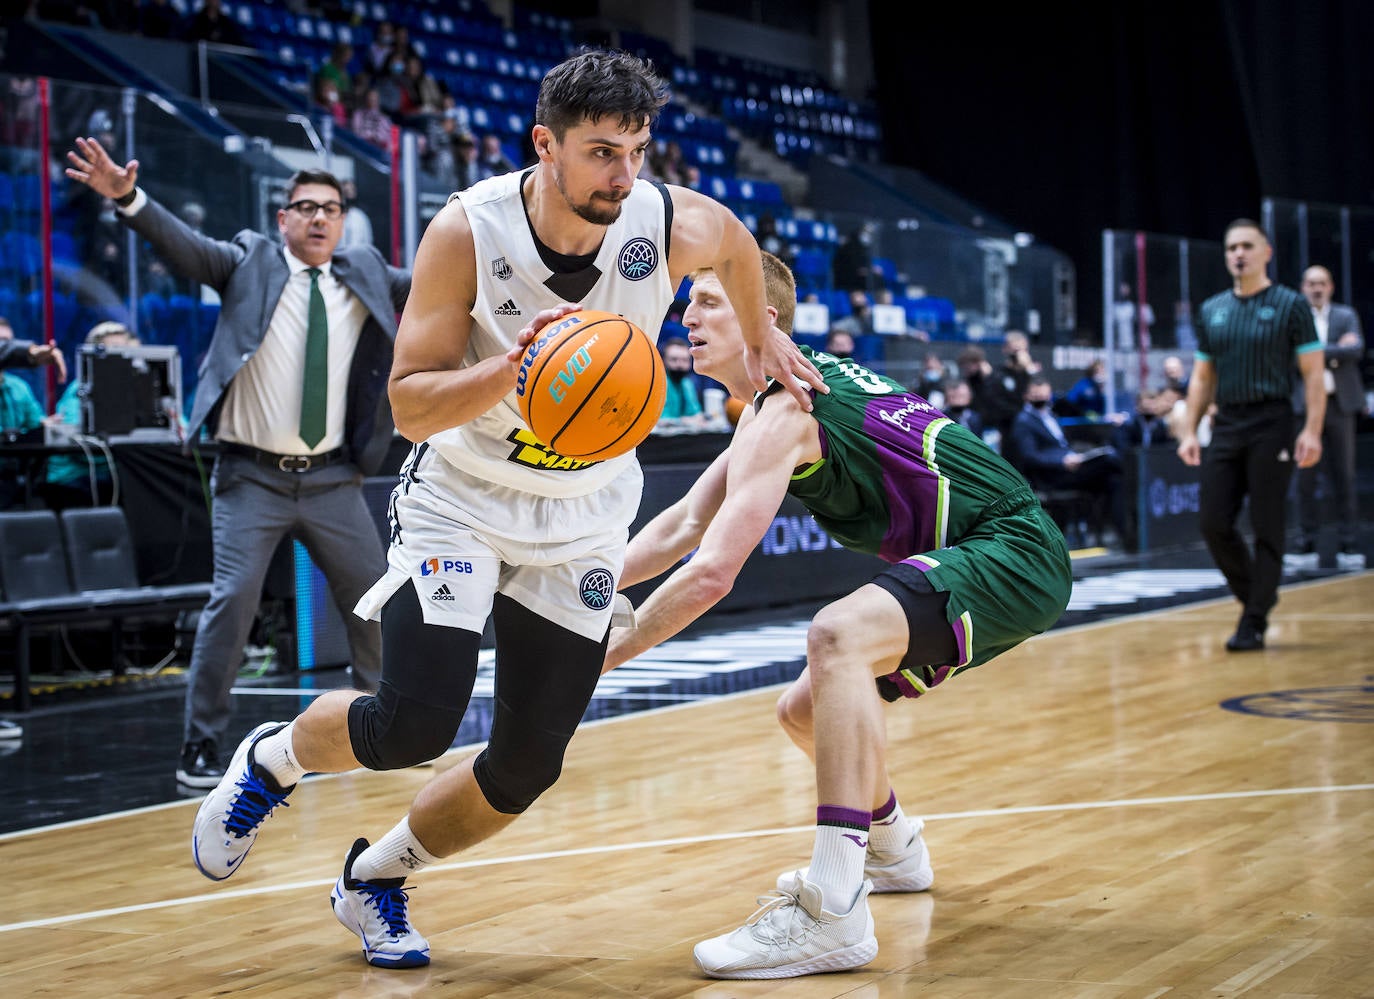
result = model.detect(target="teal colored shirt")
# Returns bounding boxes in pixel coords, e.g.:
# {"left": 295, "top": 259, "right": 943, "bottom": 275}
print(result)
{"left": 660, "top": 374, "right": 703, "bottom": 419}
{"left": 0, "top": 373, "right": 43, "bottom": 433}
{"left": 1196, "top": 284, "right": 1320, "bottom": 406}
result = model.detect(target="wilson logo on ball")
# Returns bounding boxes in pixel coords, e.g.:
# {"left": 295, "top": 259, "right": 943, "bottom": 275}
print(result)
{"left": 516, "top": 310, "right": 666, "bottom": 463}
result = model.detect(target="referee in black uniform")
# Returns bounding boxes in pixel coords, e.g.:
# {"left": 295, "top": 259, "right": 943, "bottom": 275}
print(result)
{"left": 1176, "top": 219, "right": 1325, "bottom": 651}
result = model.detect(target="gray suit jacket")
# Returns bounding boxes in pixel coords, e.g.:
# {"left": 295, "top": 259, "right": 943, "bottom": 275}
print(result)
{"left": 1292, "top": 303, "right": 1365, "bottom": 415}
{"left": 121, "top": 194, "right": 410, "bottom": 474}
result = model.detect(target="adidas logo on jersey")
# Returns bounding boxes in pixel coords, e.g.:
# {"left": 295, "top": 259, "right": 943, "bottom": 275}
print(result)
{"left": 494, "top": 299, "right": 521, "bottom": 316}
{"left": 431, "top": 583, "right": 456, "bottom": 602}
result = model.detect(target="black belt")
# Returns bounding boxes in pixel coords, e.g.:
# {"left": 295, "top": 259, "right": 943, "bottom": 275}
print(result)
{"left": 221, "top": 442, "right": 349, "bottom": 473}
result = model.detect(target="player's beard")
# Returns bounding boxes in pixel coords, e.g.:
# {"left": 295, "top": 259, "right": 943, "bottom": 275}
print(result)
{"left": 557, "top": 171, "right": 628, "bottom": 226}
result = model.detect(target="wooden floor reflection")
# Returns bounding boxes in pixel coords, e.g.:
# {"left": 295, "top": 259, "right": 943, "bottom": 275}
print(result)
{"left": 2, "top": 574, "right": 1371, "bottom": 997}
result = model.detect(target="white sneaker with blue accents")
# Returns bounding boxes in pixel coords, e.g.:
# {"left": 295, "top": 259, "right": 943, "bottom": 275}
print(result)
{"left": 331, "top": 838, "right": 431, "bottom": 969}
{"left": 191, "top": 721, "right": 293, "bottom": 881}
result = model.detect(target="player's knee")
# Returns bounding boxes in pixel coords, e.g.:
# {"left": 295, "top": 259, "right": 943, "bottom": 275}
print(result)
{"left": 805, "top": 608, "right": 851, "bottom": 673}
{"left": 776, "top": 685, "right": 812, "bottom": 741}
{"left": 471, "top": 737, "right": 567, "bottom": 814}
{"left": 347, "top": 684, "right": 463, "bottom": 771}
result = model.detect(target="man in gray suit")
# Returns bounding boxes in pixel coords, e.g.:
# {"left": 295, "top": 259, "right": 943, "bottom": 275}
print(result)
{"left": 1287, "top": 264, "right": 1365, "bottom": 570}
{"left": 66, "top": 137, "right": 411, "bottom": 785}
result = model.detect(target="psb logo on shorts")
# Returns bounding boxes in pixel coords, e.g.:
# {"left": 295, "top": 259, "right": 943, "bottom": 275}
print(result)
{"left": 617, "top": 237, "right": 658, "bottom": 281}
{"left": 579, "top": 568, "right": 615, "bottom": 610}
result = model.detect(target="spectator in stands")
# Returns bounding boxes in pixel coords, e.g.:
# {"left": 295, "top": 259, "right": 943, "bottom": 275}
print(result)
{"left": 0, "top": 316, "right": 49, "bottom": 509}
{"left": 1161, "top": 354, "right": 1189, "bottom": 394}
{"left": 650, "top": 139, "right": 688, "bottom": 186}
{"left": 337, "top": 179, "right": 373, "bottom": 249}
{"left": 383, "top": 24, "right": 419, "bottom": 76}
{"left": 1011, "top": 376, "right": 1125, "bottom": 544}
{"left": 473, "top": 134, "right": 516, "bottom": 183}
{"left": 366, "top": 21, "right": 396, "bottom": 76}
{"left": 957, "top": 345, "right": 1020, "bottom": 439}
{"left": 138, "top": 0, "right": 184, "bottom": 39}
{"left": 314, "top": 42, "right": 354, "bottom": 109}
{"left": 832, "top": 222, "right": 874, "bottom": 291}
{"left": 65, "top": 139, "right": 411, "bottom": 786}
{"left": 2, "top": 77, "right": 40, "bottom": 152}
{"left": 314, "top": 77, "right": 349, "bottom": 129}
{"left": 831, "top": 290, "right": 875, "bottom": 337}
{"left": 1111, "top": 387, "right": 1179, "bottom": 451}
{"left": 825, "top": 329, "right": 855, "bottom": 359}
{"left": 658, "top": 336, "right": 706, "bottom": 430}
{"left": 42, "top": 320, "right": 141, "bottom": 511}
{"left": 1063, "top": 360, "right": 1110, "bottom": 418}
{"left": 915, "top": 351, "right": 948, "bottom": 405}
{"left": 373, "top": 57, "right": 407, "bottom": 119}
{"left": 999, "top": 330, "right": 1040, "bottom": 398}
{"left": 1288, "top": 264, "right": 1365, "bottom": 570}
{"left": 0, "top": 315, "right": 67, "bottom": 379}
{"left": 186, "top": 0, "right": 243, "bottom": 46}
{"left": 755, "top": 213, "right": 794, "bottom": 270}
{"left": 452, "top": 128, "right": 478, "bottom": 190}
{"left": 350, "top": 88, "right": 393, "bottom": 149}
{"left": 398, "top": 54, "right": 445, "bottom": 123}
{"left": 1113, "top": 282, "right": 1155, "bottom": 350}
{"left": 941, "top": 379, "right": 983, "bottom": 437}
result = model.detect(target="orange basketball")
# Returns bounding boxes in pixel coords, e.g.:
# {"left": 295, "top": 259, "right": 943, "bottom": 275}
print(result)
{"left": 515, "top": 310, "right": 666, "bottom": 461}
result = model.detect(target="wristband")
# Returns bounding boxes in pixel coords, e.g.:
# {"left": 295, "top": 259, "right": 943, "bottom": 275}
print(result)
{"left": 114, "top": 187, "right": 138, "bottom": 208}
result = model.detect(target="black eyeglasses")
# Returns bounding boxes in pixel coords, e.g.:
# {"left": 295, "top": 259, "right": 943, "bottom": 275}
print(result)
{"left": 285, "top": 199, "right": 345, "bottom": 220}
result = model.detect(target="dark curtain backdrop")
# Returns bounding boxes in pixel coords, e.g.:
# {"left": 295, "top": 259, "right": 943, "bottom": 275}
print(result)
{"left": 871, "top": 0, "right": 1374, "bottom": 333}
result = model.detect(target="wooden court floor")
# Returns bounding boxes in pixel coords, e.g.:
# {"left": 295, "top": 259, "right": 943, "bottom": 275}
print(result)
{"left": 2, "top": 573, "right": 1371, "bottom": 998}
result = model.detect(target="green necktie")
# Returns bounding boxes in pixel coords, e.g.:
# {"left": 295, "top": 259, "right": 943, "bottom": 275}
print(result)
{"left": 300, "top": 267, "right": 328, "bottom": 449}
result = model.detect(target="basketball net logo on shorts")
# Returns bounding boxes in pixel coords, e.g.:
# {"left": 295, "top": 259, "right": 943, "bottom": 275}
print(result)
{"left": 579, "top": 568, "right": 615, "bottom": 610}
{"left": 617, "top": 237, "right": 658, "bottom": 281}
{"left": 503, "top": 427, "right": 600, "bottom": 471}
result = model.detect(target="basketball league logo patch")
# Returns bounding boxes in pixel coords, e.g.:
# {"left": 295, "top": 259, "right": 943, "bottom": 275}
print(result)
{"left": 617, "top": 237, "right": 658, "bottom": 281}
{"left": 491, "top": 256, "right": 513, "bottom": 281}
{"left": 579, "top": 568, "right": 615, "bottom": 610}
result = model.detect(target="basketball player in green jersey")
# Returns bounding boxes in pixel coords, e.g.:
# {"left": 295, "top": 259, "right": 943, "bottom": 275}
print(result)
{"left": 601, "top": 252, "right": 1073, "bottom": 979}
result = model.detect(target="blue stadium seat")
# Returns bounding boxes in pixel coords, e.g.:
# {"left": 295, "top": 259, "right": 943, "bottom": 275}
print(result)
{"left": 139, "top": 292, "right": 168, "bottom": 342}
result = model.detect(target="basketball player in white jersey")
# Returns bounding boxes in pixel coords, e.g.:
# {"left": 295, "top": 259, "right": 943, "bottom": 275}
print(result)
{"left": 190, "top": 48, "right": 826, "bottom": 970}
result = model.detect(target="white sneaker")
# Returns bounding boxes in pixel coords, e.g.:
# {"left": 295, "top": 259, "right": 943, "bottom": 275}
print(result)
{"left": 693, "top": 875, "right": 877, "bottom": 979}
{"left": 331, "top": 838, "right": 431, "bottom": 969}
{"left": 1336, "top": 550, "right": 1366, "bottom": 571}
{"left": 1283, "top": 550, "right": 1319, "bottom": 570}
{"left": 191, "top": 721, "right": 293, "bottom": 881}
{"left": 777, "top": 823, "right": 934, "bottom": 894}
{"left": 0, "top": 719, "right": 21, "bottom": 741}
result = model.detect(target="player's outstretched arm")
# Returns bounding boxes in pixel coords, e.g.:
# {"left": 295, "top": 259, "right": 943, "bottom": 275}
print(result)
{"left": 389, "top": 199, "right": 522, "bottom": 442}
{"left": 605, "top": 398, "right": 813, "bottom": 670}
{"left": 667, "top": 186, "right": 825, "bottom": 410}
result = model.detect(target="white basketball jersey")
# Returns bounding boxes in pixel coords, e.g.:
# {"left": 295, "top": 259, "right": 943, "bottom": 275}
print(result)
{"left": 425, "top": 169, "right": 675, "bottom": 498}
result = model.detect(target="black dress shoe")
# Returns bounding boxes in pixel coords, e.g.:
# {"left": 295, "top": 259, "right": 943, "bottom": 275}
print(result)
{"left": 1225, "top": 617, "right": 1266, "bottom": 652}
{"left": 176, "top": 738, "right": 224, "bottom": 788}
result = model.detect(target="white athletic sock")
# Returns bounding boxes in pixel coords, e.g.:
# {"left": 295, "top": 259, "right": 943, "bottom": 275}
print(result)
{"left": 353, "top": 817, "right": 441, "bottom": 883}
{"left": 806, "top": 806, "right": 869, "bottom": 913}
{"left": 253, "top": 723, "right": 306, "bottom": 788}
{"left": 869, "top": 789, "right": 914, "bottom": 856}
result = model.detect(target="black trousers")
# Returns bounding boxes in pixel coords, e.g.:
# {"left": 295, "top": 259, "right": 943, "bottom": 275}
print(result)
{"left": 1295, "top": 399, "right": 1358, "bottom": 548}
{"left": 1199, "top": 400, "right": 1294, "bottom": 621}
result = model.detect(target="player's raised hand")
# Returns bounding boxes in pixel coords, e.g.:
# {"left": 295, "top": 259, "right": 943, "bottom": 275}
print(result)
{"left": 65, "top": 136, "right": 139, "bottom": 202}
{"left": 745, "top": 323, "right": 828, "bottom": 412}
{"left": 506, "top": 302, "right": 581, "bottom": 362}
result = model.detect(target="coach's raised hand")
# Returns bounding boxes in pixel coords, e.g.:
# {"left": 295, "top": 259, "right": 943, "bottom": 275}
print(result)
{"left": 65, "top": 136, "right": 140, "bottom": 201}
